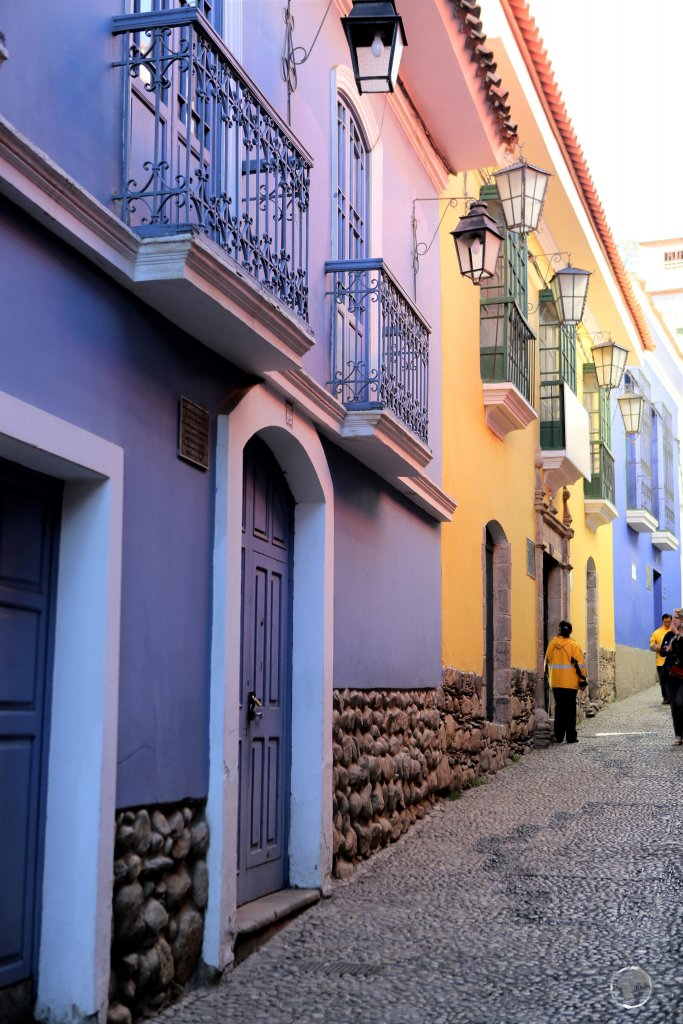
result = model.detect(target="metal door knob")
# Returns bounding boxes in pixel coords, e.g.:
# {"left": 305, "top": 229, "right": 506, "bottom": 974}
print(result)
{"left": 247, "top": 691, "right": 264, "bottom": 721}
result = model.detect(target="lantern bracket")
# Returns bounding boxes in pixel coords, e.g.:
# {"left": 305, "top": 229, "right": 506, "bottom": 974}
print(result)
{"left": 411, "top": 196, "right": 475, "bottom": 297}
{"left": 282, "top": 0, "right": 334, "bottom": 121}
{"left": 411, "top": 197, "right": 468, "bottom": 271}
{"left": 528, "top": 251, "right": 572, "bottom": 287}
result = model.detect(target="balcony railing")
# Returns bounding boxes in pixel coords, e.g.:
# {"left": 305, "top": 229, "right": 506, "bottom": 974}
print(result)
{"left": 480, "top": 299, "right": 535, "bottom": 405}
{"left": 660, "top": 487, "right": 676, "bottom": 533}
{"left": 584, "top": 442, "right": 615, "bottom": 504}
{"left": 627, "top": 473, "right": 654, "bottom": 515}
{"left": 325, "top": 259, "right": 430, "bottom": 444}
{"left": 113, "top": 7, "right": 311, "bottom": 321}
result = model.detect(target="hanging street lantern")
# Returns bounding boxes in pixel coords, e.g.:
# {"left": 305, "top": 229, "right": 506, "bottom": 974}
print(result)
{"left": 492, "top": 160, "right": 551, "bottom": 234}
{"left": 341, "top": 0, "right": 407, "bottom": 94}
{"left": 591, "top": 339, "right": 628, "bottom": 390}
{"left": 549, "top": 264, "right": 591, "bottom": 324}
{"left": 618, "top": 393, "right": 644, "bottom": 435}
{"left": 450, "top": 200, "right": 504, "bottom": 285}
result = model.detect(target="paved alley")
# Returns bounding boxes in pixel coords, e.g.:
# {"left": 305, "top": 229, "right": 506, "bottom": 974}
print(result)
{"left": 150, "top": 687, "right": 683, "bottom": 1024}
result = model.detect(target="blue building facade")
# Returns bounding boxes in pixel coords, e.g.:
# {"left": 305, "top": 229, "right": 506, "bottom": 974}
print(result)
{"left": 611, "top": 286, "right": 682, "bottom": 696}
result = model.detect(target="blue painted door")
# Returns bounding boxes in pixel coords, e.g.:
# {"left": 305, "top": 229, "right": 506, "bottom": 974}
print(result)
{"left": 0, "top": 460, "right": 61, "bottom": 994}
{"left": 237, "top": 438, "right": 293, "bottom": 906}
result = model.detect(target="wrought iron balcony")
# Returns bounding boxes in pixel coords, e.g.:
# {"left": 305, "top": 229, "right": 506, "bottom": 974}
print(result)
{"left": 584, "top": 442, "right": 615, "bottom": 504}
{"left": 113, "top": 7, "right": 311, "bottom": 322}
{"left": 662, "top": 491, "right": 676, "bottom": 534}
{"left": 625, "top": 471, "right": 657, "bottom": 533}
{"left": 627, "top": 473, "right": 654, "bottom": 515}
{"left": 325, "top": 259, "right": 430, "bottom": 444}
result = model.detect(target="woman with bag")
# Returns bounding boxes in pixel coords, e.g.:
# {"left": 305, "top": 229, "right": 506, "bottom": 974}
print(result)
{"left": 660, "top": 608, "right": 683, "bottom": 746}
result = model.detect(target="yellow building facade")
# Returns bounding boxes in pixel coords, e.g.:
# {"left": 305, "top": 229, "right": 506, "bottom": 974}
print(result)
{"left": 438, "top": 1, "right": 653, "bottom": 736}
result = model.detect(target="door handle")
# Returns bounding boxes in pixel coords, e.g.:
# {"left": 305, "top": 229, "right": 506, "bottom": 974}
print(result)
{"left": 247, "top": 691, "right": 264, "bottom": 721}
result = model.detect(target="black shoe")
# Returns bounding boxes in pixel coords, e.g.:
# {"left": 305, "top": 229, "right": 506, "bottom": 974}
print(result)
{"left": 662, "top": 700, "right": 670, "bottom": 705}
{"left": 566, "top": 738, "right": 579, "bottom": 744}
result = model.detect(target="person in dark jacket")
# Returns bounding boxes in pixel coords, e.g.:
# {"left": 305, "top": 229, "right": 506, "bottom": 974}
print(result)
{"left": 660, "top": 609, "right": 683, "bottom": 745}
{"left": 545, "top": 620, "right": 587, "bottom": 745}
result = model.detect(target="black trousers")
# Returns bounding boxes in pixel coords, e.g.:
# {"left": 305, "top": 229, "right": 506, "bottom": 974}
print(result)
{"left": 665, "top": 678, "right": 683, "bottom": 738}
{"left": 657, "top": 665, "right": 669, "bottom": 702}
{"left": 553, "top": 687, "right": 578, "bottom": 743}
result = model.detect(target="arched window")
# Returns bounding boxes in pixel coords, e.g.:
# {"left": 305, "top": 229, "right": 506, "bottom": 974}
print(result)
{"left": 335, "top": 96, "right": 369, "bottom": 260}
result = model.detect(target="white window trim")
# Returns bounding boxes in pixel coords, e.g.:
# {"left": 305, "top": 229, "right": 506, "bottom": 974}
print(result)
{"left": 0, "top": 392, "right": 124, "bottom": 1024}
{"left": 223, "top": 0, "right": 242, "bottom": 60}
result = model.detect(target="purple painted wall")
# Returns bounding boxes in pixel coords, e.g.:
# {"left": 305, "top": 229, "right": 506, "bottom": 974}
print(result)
{"left": 239, "top": 3, "right": 446, "bottom": 687}
{"left": 1, "top": 3, "right": 124, "bottom": 209}
{"left": 240, "top": 2, "right": 444, "bottom": 477}
{"left": 1, "top": 0, "right": 450, "bottom": 809}
{"left": 324, "top": 442, "right": 442, "bottom": 690}
{"left": 0, "top": 201, "right": 250, "bottom": 809}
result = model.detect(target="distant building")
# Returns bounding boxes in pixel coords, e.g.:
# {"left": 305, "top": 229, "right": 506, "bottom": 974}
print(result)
{"left": 632, "top": 238, "right": 683, "bottom": 337}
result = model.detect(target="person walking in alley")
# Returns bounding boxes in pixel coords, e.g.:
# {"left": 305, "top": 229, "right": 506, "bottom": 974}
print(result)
{"left": 545, "top": 620, "right": 587, "bottom": 744}
{"left": 649, "top": 613, "right": 672, "bottom": 704}
{"left": 660, "top": 609, "right": 683, "bottom": 745}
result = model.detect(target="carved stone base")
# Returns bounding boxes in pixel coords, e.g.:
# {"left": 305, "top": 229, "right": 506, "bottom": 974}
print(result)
{"left": 532, "top": 708, "right": 552, "bottom": 748}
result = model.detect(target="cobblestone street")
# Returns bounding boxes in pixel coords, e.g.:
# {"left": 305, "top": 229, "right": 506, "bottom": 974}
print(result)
{"left": 150, "top": 687, "right": 683, "bottom": 1024}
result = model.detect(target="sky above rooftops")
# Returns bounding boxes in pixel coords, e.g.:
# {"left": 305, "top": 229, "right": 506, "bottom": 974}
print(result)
{"left": 526, "top": 0, "right": 683, "bottom": 247}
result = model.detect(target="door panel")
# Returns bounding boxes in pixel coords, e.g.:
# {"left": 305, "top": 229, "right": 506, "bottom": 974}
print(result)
{"left": 0, "top": 739, "right": 33, "bottom": 963}
{"left": 0, "top": 608, "right": 40, "bottom": 704}
{"left": 0, "top": 460, "right": 61, "bottom": 994}
{"left": 237, "top": 438, "right": 293, "bottom": 906}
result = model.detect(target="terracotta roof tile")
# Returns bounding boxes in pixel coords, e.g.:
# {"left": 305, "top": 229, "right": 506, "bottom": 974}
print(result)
{"left": 447, "top": 1, "right": 519, "bottom": 146}
{"left": 500, "top": 0, "right": 654, "bottom": 351}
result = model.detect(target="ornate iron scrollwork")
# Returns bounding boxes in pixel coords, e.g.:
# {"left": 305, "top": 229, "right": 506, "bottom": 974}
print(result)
{"left": 116, "top": 9, "right": 311, "bottom": 322}
{"left": 325, "top": 260, "right": 429, "bottom": 444}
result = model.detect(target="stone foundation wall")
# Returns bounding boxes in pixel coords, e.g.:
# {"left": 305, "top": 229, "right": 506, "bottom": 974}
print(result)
{"left": 108, "top": 801, "right": 209, "bottom": 1024}
{"left": 332, "top": 668, "right": 537, "bottom": 877}
{"left": 599, "top": 647, "right": 617, "bottom": 704}
{"left": 614, "top": 644, "right": 655, "bottom": 700}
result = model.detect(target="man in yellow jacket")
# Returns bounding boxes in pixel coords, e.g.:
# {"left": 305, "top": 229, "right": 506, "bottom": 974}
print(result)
{"left": 545, "top": 620, "right": 587, "bottom": 744}
{"left": 649, "top": 613, "right": 672, "bottom": 705}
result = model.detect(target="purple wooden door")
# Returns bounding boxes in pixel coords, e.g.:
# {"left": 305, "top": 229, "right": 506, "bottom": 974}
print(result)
{"left": 237, "top": 438, "right": 293, "bottom": 906}
{"left": 0, "top": 460, "right": 61, "bottom": 997}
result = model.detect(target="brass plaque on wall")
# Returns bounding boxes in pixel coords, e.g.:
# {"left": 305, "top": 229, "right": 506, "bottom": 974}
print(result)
{"left": 178, "top": 397, "right": 210, "bottom": 470}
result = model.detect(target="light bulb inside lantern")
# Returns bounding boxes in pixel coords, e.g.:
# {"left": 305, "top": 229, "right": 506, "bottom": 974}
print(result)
{"left": 371, "top": 32, "right": 384, "bottom": 59}
{"left": 471, "top": 236, "right": 482, "bottom": 258}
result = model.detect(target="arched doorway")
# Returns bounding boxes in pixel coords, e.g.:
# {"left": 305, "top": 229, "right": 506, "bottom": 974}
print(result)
{"left": 543, "top": 550, "right": 562, "bottom": 710}
{"left": 483, "top": 521, "right": 511, "bottom": 723}
{"left": 237, "top": 437, "right": 294, "bottom": 905}
{"left": 204, "top": 385, "right": 334, "bottom": 972}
